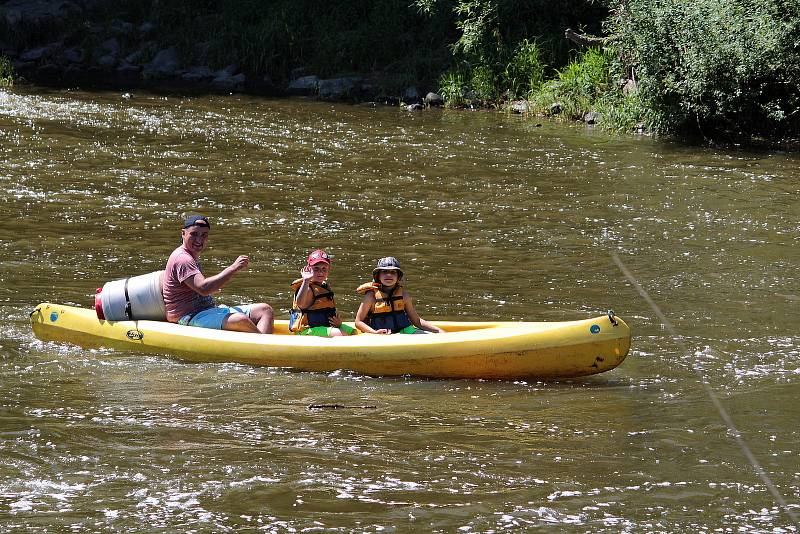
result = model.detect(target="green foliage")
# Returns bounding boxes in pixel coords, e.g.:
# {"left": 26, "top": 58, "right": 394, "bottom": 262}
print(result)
{"left": 530, "top": 47, "right": 614, "bottom": 120}
{"left": 0, "top": 55, "right": 14, "bottom": 87}
{"left": 502, "top": 39, "right": 545, "bottom": 98}
{"left": 594, "top": 90, "right": 647, "bottom": 133}
{"left": 450, "top": 38, "right": 547, "bottom": 103}
{"left": 419, "top": 0, "right": 606, "bottom": 104}
{"left": 451, "top": 0, "right": 497, "bottom": 58}
{"left": 438, "top": 70, "right": 467, "bottom": 107}
{"left": 607, "top": 0, "right": 800, "bottom": 139}
{"left": 436, "top": 62, "right": 499, "bottom": 107}
{"left": 417, "top": 0, "right": 606, "bottom": 66}
{"left": 469, "top": 64, "right": 497, "bottom": 101}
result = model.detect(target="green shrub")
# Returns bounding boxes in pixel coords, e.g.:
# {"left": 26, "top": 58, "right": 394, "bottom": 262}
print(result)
{"left": 469, "top": 64, "right": 497, "bottom": 101}
{"left": 417, "top": 0, "right": 606, "bottom": 104}
{"left": 594, "top": 90, "right": 647, "bottom": 133}
{"left": 438, "top": 70, "right": 467, "bottom": 107}
{"left": 0, "top": 55, "right": 14, "bottom": 87}
{"left": 502, "top": 38, "right": 545, "bottom": 99}
{"left": 436, "top": 63, "right": 498, "bottom": 106}
{"left": 607, "top": 0, "right": 800, "bottom": 139}
{"left": 530, "top": 47, "right": 614, "bottom": 120}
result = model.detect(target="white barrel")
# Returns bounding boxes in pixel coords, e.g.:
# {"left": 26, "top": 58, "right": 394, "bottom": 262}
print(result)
{"left": 99, "top": 271, "right": 166, "bottom": 321}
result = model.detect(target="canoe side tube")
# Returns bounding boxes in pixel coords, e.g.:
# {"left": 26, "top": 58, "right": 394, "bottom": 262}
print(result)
{"left": 30, "top": 303, "right": 631, "bottom": 379}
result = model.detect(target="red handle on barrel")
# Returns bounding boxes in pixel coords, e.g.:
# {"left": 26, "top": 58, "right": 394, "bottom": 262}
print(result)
{"left": 94, "top": 287, "right": 105, "bottom": 320}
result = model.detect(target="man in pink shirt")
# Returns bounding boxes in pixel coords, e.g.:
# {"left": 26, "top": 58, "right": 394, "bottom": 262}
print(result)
{"left": 162, "top": 215, "right": 274, "bottom": 333}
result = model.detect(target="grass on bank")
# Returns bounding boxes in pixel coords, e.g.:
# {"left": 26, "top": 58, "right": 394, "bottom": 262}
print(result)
{"left": 529, "top": 47, "right": 612, "bottom": 120}
{"left": 438, "top": 37, "right": 548, "bottom": 108}
{"left": 527, "top": 47, "right": 646, "bottom": 132}
{"left": 437, "top": 43, "right": 647, "bottom": 134}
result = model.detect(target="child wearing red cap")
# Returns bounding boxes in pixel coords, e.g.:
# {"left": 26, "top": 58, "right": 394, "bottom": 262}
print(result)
{"left": 289, "top": 249, "right": 357, "bottom": 337}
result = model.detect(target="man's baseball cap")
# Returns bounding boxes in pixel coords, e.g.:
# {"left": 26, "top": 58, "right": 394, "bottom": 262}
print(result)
{"left": 183, "top": 215, "right": 210, "bottom": 229}
{"left": 307, "top": 249, "right": 331, "bottom": 266}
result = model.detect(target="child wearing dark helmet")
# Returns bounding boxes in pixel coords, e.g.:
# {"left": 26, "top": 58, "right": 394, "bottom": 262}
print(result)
{"left": 289, "top": 249, "right": 357, "bottom": 337}
{"left": 355, "top": 257, "right": 444, "bottom": 335}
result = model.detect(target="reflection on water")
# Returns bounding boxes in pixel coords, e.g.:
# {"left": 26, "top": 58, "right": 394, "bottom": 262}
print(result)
{"left": 1, "top": 87, "right": 798, "bottom": 531}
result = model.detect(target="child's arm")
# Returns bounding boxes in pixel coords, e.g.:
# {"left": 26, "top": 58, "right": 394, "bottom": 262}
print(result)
{"left": 355, "top": 293, "right": 390, "bottom": 334}
{"left": 404, "top": 292, "right": 445, "bottom": 333}
{"left": 294, "top": 266, "right": 315, "bottom": 309}
{"left": 328, "top": 313, "right": 357, "bottom": 335}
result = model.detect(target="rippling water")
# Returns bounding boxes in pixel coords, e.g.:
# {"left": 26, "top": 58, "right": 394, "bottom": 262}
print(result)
{"left": 1, "top": 87, "right": 798, "bottom": 531}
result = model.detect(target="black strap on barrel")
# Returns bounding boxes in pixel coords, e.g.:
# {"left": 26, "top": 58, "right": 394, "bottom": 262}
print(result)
{"left": 607, "top": 309, "right": 618, "bottom": 326}
{"left": 124, "top": 277, "right": 133, "bottom": 320}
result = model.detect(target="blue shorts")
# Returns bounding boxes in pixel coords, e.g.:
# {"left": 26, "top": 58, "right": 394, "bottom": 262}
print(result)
{"left": 178, "top": 305, "right": 253, "bottom": 330}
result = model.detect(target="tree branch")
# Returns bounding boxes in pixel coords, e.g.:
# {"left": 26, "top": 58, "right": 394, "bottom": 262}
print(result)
{"left": 564, "top": 28, "right": 608, "bottom": 47}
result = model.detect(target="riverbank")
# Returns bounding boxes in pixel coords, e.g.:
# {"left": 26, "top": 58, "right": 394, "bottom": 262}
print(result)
{"left": 2, "top": 0, "right": 798, "bottom": 146}
{"left": 0, "top": 0, "right": 604, "bottom": 113}
{"left": 0, "top": 0, "right": 453, "bottom": 103}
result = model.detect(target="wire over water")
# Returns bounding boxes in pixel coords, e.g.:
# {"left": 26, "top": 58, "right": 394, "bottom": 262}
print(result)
{"left": 611, "top": 252, "right": 799, "bottom": 526}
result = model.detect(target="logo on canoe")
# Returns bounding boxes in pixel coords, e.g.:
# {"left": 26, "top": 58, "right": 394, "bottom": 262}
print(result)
{"left": 126, "top": 329, "right": 144, "bottom": 341}
{"left": 590, "top": 324, "right": 600, "bottom": 334}
{"left": 50, "top": 312, "right": 58, "bottom": 322}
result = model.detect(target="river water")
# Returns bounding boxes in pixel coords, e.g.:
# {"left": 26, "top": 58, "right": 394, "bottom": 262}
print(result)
{"left": 1, "top": 87, "right": 798, "bottom": 532}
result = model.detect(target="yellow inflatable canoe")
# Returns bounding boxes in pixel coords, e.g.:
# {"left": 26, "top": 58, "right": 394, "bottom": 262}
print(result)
{"left": 30, "top": 303, "right": 631, "bottom": 380}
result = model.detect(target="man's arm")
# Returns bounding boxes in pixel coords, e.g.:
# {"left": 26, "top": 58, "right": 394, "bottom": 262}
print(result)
{"left": 183, "top": 255, "right": 249, "bottom": 296}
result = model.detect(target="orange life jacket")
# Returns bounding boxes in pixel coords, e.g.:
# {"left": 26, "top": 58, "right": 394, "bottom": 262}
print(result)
{"left": 356, "top": 281, "right": 412, "bottom": 333}
{"left": 289, "top": 279, "right": 336, "bottom": 332}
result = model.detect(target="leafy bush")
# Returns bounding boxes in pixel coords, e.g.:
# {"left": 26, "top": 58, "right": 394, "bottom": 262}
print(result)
{"left": 530, "top": 47, "right": 614, "bottom": 120}
{"left": 502, "top": 38, "right": 545, "bottom": 99}
{"left": 594, "top": 90, "right": 647, "bottom": 133}
{"left": 469, "top": 64, "right": 497, "bottom": 101}
{"left": 438, "top": 70, "right": 467, "bottom": 106}
{"left": 0, "top": 55, "right": 14, "bottom": 87}
{"left": 417, "top": 0, "right": 606, "bottom": 104}
{"left": 607, "top": 0, "right": 800, "bottom": 140}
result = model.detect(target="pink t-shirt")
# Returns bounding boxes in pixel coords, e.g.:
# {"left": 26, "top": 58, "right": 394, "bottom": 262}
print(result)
{"left": 162, "top": 245, "right": 214, "bottom": 322}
